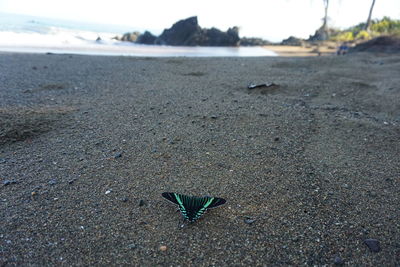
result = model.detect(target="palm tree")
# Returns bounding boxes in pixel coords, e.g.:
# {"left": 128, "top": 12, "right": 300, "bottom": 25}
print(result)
{"left": 365, "top": 0, "right": 376, "bottom": 31}
{"left": 322, "top": 0, "right": 329, "bottom": 34}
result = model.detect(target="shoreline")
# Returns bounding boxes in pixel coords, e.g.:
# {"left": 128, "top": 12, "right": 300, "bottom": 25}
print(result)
{"left": 0, "top": 44, "right": 276, "bottom": 57}
{"left": 0, "top": 44, "right": 337, "bottom": 58}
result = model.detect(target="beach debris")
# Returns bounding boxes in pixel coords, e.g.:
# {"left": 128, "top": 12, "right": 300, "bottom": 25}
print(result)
{"left": 3, "top": 180, "right": 18, "bottom": 186}
{"left": 114, "top": 152, "right": 122, "bottom": 159}
{"left": 119, "top": 197, "right": 129, "bottom": 202}
{"left": 48, "top": 179, "right": 57, "bottom": 185}
{"left": 364, "top": 239, "right": 381, "bottom": 252}
{"left": 139, "top": 199, "right": 146, "bottom": 206}
{"left": 244, "top": 217, "right": 256, "bottom": 224}
{"left": 127, "top": 243, "right": 137, "bottom": 249}
{"left": 105, "top": 190, "right": 112, "bottom": 195}
{"left": 159, "top": 245, "right": 168, "bottom": 252}
{"left": 247, "top": 82, "right": 278, "bottom": 90}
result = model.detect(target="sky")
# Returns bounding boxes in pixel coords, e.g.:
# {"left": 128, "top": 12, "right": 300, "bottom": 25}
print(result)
{"left": 0, "top": 0, "right": 399, "bottom": 42}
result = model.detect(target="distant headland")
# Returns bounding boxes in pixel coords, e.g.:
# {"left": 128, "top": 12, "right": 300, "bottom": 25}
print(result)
{"left": 115, "top": 16, "right": 270, "bottom": 47}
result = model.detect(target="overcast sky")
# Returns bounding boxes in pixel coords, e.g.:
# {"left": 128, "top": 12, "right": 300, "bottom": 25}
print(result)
{"left": 1, "top": 0, "right": 399, "bottom": 42}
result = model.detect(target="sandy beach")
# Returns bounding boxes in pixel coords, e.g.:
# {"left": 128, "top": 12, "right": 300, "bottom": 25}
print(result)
{"left": 265, "top": 44, "right": 337, "bottom": 57}
{"left": 1, "top": 52, "right": 399, "bottom": 265}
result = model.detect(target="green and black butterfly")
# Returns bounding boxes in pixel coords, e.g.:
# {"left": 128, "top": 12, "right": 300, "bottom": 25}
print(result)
{"left": 162, "top": 192, "right": 226, "bottom": 222}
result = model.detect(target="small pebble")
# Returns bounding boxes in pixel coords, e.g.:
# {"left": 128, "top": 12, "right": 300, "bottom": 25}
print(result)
{"left": 139, "top": 199, "right": 146, "bottom": 206}
{"left": 333, "top": 256, "right": 343, "bottom": 265}
{"left": 105, "top": 190, "right": 111, "bottom": 194}
{"left": 48, "top": 179, "right": 57, "bottom": 185}
{"left": 364, "top": 238, "right": 381, "bottom": 252}
{"left": 114, "top": 152, "right": 122, "bottom": 159}
{"left": 159, "top": 245, "right": 167, "bottom": 251}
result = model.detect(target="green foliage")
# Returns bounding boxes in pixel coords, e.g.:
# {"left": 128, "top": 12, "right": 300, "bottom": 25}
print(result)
{"left": 370, "top": 16, "right": 400, "bottom": 33}
{"left": 329, "top": 17, "right": 400, "bottom": 42}
{"left": 355, "top": 30, "right": 370, "bottom": 40}
{"left": 331, "top": 31, "right": 354, "bottom": 42}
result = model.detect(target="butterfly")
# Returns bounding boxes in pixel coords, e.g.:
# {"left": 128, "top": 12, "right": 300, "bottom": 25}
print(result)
{"left": 162, "top": 192, "right": 226, "bottom": 223}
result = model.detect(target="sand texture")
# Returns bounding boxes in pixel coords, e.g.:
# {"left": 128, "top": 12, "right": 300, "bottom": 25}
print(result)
{"left": 1, "top": 52, "right": 399, "bottom": 266}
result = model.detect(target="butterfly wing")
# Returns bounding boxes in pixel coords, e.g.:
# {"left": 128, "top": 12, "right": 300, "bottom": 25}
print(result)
{"left": 207, "top": 197, "right": 226, "bottom": 208}
{"left": 162, "top": 192, "right": 226, "bottom": 222}
{"left": 162, "top": 192, "right": 192, "bottom": 221}
{"left": 161, "top": 192, "right": 180, "bottom": 205}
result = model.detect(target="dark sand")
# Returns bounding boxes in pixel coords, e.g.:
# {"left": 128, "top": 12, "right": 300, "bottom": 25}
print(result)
{"left": 1, "top": 52, "right": 399, "bottom": 266}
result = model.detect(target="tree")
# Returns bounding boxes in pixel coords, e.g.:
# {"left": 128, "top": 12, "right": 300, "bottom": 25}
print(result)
{"left": 365, "top": 0, "right": 376, "bottom": 31}
{"left": 322, "top": 0, "right": 329, "bottom": 33}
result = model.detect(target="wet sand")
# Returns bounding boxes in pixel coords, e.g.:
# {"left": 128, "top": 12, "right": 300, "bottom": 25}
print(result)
{"left": 1, "top": 52, "right": 399, "bottom": 265}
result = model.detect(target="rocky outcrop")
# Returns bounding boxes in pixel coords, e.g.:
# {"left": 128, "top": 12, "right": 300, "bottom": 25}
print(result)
{"left": 281, "top": 36, "right": 304, "bottom": 46}
{"left": 349, "top": 36, "right": 400, "bottom": 53}
{"left": 155, "top": 16, "right": 200, "bottom": 45}
{"left": 308, "top": 27, "right": 336, "bottom": 42}
{"left": 136, "top": 31, "right": 157, "bottom": 45}
{"left": 117, "top": 16, "right": 269, "bottom": 46}
{"left": 118, "top": 31, "right": 141, "bottom": 42}
{"left": 240, "top": 37, "right": 270, "bottom": 46}
{"left": 155, "top": 16, "right": 240, "bottom": 46}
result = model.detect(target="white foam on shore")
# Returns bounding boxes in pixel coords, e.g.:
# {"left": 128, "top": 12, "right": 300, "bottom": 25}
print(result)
{"left": 0, "top": 41, "right": 276, "bottom": 57}
{"left": 0, "top": 13, "right": 276, "bottom": 57}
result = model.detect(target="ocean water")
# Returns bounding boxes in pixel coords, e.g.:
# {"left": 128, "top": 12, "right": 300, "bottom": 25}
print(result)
{"left": 0, "top": 12, "right": 276, "bottom": 57}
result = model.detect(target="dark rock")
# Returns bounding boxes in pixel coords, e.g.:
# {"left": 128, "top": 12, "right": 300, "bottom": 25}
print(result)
{"left": 136, "top": 31, "right": 157, "bottom": 44}
{"left": 240, "top": 37, "right": 270, "bottom": 46}
{"left": 117, "top": 16, "right": 272, "bottom": 46}
{"left": 156, "top": 16, "right": 200, "bottom": 46}
{"left": 155, "top": 16, "right": 240, "bottom": 46}
{"left": 281, "top": 36, "right": 304, "bottom": 46}
{"left": 364, "top": 238, "right": 381, "bottom": 252}
{"left": 307, "top": 27, "right": 333, "bottom": 42}
{"left": 139, "top": 199, "right": 146, "bottom": 206}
